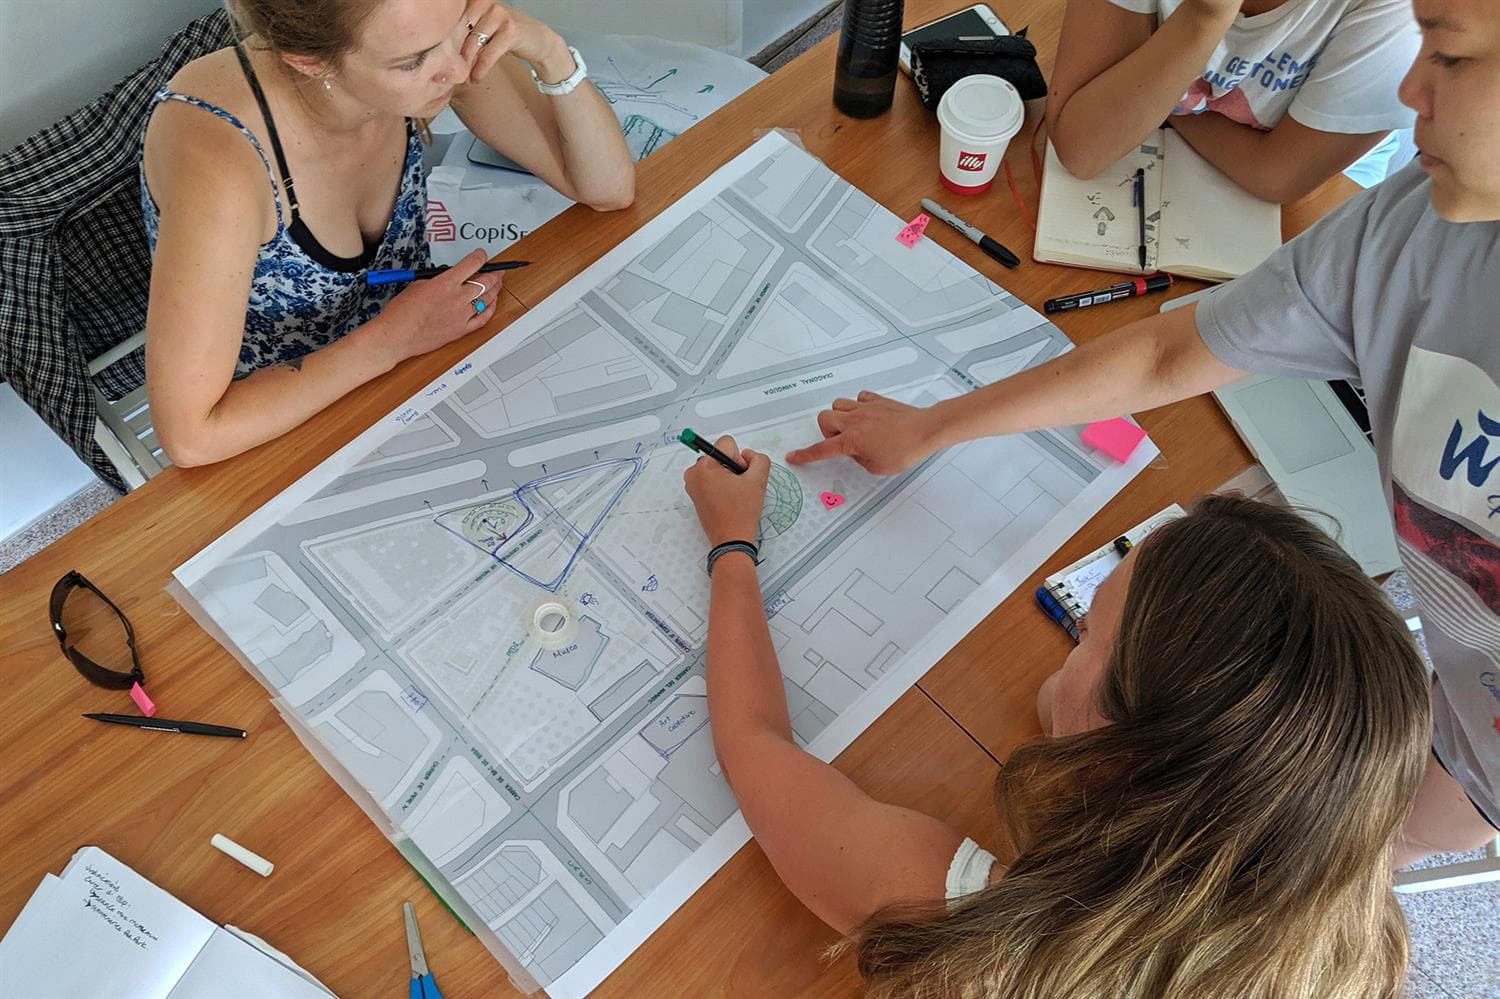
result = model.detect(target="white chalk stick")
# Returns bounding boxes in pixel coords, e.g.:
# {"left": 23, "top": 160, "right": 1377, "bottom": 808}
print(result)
{"left": 211, "top": 833, "right": 273, "bottom": 877}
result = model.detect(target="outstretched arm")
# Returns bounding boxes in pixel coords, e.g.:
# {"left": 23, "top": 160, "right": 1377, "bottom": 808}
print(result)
{"left": 787, "top": 302, "right": 1246, "bottom": 474}
{"left": 684, "top": 437, "right": 968, "bottom": 933}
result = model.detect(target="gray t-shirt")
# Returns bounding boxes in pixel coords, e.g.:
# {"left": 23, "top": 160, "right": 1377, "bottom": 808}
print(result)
{"left": 1197, "top": 161, "right": 1500, "bottom": 828}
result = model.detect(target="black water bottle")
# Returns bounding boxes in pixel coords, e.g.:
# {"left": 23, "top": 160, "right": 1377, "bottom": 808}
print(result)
{"left": 833, "top": 0, "right": 906, "bottom": 118}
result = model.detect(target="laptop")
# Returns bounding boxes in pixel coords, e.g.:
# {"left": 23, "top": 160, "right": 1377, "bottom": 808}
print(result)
{"left": 1161, "top": 286, "right": 1400, "bottom": 576}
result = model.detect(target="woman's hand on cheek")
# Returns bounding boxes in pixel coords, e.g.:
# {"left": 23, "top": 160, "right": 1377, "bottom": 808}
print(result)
{"left": 460, "top": 1, "right": 566, "bottom": 85}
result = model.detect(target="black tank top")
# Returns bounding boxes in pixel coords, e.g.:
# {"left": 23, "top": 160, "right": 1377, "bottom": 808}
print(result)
{"left": 232, "top": 45, "right": 386, "bottom": 273}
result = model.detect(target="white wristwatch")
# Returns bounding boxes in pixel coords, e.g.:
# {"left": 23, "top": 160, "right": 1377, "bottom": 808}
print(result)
{"left": 530, "top": 45, "right": 588, "bottom": 96}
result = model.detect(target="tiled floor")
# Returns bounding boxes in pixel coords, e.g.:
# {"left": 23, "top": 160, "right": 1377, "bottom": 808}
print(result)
{"left": 0, "top": 479, "right": 117, "bottom": 574}
{"left": 6, "top": 8, "right": 1497, "bottom": 992}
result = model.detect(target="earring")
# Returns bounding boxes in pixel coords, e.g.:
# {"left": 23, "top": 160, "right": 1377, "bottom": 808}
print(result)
{"left": 323, "top": 77, "right": 333, "bottom": 92}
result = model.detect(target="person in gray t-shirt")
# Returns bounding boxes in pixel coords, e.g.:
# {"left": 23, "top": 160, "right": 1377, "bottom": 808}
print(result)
{"left": 787, "top": 1, "right": 1500, "bottom": 864}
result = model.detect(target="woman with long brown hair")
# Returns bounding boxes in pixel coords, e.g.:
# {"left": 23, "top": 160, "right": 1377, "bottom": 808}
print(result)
{"left": 683, "top": 434, "right": 1431, "bottom": 997}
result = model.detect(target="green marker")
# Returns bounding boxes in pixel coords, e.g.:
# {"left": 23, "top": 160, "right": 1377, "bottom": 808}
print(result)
{"left": 678, "top": 428, "right": 745, "bottom": 475}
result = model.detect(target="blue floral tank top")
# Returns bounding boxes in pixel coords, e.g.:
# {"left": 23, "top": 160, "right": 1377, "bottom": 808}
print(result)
{"left": 140, "top": 79, "right": 430, "bottom": 376}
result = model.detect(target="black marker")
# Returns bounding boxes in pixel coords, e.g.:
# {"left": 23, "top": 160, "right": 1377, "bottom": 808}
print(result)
{"left": 919, "top": 198, "right": 1021, "bottom": 269}
{"left": 1044, "top": 273, "right": 1172, "bottom": 314}
{"left": 678, "top": 428, "right": 745, "bottom": 475}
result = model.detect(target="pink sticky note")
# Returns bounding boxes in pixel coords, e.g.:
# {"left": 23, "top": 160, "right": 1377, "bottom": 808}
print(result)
{"left": 1081, "top": 419, "right": 1147, "bottom": 463}
{"left": 896, "top": 212, "right": 930, "bottom": 248}
{"left": 130, "top": 681, "right": 157, "bottom": 717}
{"left": 820, "top": 491, "right": 845, "bottom": 510}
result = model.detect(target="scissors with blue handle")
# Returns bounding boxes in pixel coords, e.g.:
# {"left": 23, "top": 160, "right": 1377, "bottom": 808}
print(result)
{"left": 404, "top": 900, "right": 446, "bottom": 999}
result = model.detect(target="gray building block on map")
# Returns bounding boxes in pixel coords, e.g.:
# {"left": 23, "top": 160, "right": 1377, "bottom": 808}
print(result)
{"left": 554, "top": 375, "right": 654, "bottom": 415}
{"left": 204, "top": 558, "right": 267, "bottom": 590}
{"left": 588, "top": 661, "right": 657, "bottom": 720}
{"left": 264, "top": 622, "right": 331, "bottom": 686}
{"left": 529, "top": 616, "right": 609, "bottom": 691}
{"left": 608, "top": 271, "right": 669, "bottom": 310}
{"left": 782, "top": 282, "right": 848, "bottom": 339}
{"left": 501, "top": 883, "right": 605, "bottom": 981}
{"left": 323, "top": 690, "right": 425, "bottom": 798}
{"left": 640, "top": 214, "right": 708, "bottom": 272}
{"left": 568, "top": 768, "right": 635, "bottom": 842}
{"left": 254, "top": 583, "right": 307, "bottom": 628}
{"left": 657, "top": 717, "right": 737, "bottom": 827}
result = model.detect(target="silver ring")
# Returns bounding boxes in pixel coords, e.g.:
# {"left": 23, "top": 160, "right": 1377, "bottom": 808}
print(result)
{"left": 463, "top": 278, "right": 485, "bottom": 303}
{"left": 474, "top": 31, "right": 490, "bottom": 47}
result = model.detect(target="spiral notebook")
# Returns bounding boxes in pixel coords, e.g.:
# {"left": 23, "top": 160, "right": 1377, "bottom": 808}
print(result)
{"left": 1042, "top": 505, "right": 1186, "bottom": 628}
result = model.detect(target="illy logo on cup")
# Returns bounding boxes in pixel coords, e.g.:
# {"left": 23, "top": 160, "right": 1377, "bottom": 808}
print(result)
{"left": 956, "top": 151, "right": 987, "bottom": 172}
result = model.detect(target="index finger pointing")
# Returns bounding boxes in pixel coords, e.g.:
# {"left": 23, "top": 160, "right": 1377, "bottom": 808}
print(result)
{"left": 785, "top": 435, "right": 852, "bottom": 465}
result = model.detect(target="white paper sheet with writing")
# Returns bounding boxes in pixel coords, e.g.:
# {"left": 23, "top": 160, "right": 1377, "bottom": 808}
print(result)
{"left": 172, "top": 131, "right": 1156, "bottom": 997}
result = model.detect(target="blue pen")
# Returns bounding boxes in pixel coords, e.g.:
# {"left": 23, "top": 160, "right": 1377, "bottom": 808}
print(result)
{"left": 366, "top": 260, "right": 531, "bottom": 286}
{"left": 1035, "top": 587, "right": 1080, "bottom": 642}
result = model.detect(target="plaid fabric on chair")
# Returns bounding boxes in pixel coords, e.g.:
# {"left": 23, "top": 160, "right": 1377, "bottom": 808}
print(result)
{"left": 0, "top": 9, "right": 234, "bottom": 491}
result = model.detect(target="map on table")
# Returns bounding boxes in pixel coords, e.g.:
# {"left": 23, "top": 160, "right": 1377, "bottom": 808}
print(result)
{"left": 172, "top": 131, "right": 1155, "bottom": 997}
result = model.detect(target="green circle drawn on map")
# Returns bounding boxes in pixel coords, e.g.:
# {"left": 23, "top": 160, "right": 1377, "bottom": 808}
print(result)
{"left": 759, "top": 463, "right": 803, "bottom": 540}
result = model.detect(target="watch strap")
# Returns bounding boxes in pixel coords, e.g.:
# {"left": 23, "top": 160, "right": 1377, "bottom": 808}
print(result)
{"left": 530, "top": 45, "right": 587, "bottom": 96}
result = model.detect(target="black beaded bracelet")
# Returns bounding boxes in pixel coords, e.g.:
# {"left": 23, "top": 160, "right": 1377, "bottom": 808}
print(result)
{"left": 706, "top": 540, "right": 760, "bottom": 576}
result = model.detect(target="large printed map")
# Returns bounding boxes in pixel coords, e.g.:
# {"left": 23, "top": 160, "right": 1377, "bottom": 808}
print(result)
{"left": 173, "top": 132, "right": 1154, "bottom": 997}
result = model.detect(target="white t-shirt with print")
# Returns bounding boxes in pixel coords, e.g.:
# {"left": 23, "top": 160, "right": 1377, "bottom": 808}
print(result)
{"left": 1108, "top": 0, "right": 1418, "bottom": 133}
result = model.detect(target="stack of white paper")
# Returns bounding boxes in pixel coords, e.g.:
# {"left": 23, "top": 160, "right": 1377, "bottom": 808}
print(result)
{"left": 0, "top": 847, "right": 335, "bottom": 999}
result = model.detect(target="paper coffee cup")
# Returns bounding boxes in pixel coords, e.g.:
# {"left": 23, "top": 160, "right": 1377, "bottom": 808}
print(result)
{"left": 937, "top": 75, "right": 1024, "bottom": 195}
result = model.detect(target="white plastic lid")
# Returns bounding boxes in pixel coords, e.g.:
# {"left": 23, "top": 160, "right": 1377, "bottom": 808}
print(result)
{"left": 937, "top": 74, "right": 1023, "bottom": 144}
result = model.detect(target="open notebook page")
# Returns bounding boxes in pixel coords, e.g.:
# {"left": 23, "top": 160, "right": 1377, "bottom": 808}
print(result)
{"left": 0, "top": 847, "right": 217, "bottom": 999}
{"left": 1156, "top": 129, "right": 1281, "bottom": 280}
{"left": 167, "top": 927, "right": 333, "bottom": 998}
{"left": 1034, "top": 137, "right": 1163, "bottom": 272}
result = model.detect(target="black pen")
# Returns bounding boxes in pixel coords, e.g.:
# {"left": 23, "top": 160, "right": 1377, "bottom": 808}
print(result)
{"left": 84, "top": 712, "right": 246, "bottom": 739}
{"left": 919, "top": 198, "right": 1021, "bottom": 269}
{"left": 366, "top": 260, "right": 531, "bottom": 286}
{"left": 678, "top": 428, "right": 745, "bottom": 475}
{"left": 1133, "top": 168, "right": 1147, "bottom": 271}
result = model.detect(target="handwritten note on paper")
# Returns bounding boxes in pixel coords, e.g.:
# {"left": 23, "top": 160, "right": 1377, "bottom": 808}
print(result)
{"left": 1061, "top": 553, "right": 1123, "bottom": 612}
{"left": 82, "top": 863, "right": 164, "bottom": 951}
{"left": 0, "top": 847, "right": 216, "bottom": 999}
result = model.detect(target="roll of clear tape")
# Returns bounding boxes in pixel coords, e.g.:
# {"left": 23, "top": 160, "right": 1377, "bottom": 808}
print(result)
{"left": 526, "top": 595, "right": 580, "bottom": 649}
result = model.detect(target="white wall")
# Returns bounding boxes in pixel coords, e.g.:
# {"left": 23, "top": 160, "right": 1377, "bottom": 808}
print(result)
{"left": 743, "top": 0, "right": 832, "bottom": 58}
{"left": 0, "top": 386, "right": 96, "bottom": 542}
{"left": 1, "top": 0, "right": 218, "bottom": 151}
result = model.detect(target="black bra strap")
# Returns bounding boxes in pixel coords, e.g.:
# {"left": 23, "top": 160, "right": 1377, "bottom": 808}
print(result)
{"left": 233, "top": 45, "right": 300, "bottom": 218}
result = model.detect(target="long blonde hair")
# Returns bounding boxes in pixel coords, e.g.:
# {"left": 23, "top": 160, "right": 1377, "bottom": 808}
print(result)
{"left": 852, "top": 496, "right": 1431, "bottom": 998}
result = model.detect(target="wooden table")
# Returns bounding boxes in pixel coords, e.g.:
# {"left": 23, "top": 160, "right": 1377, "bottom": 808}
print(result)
{"left": 0, "top": 3, "right": 1358, "bottom": 995}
